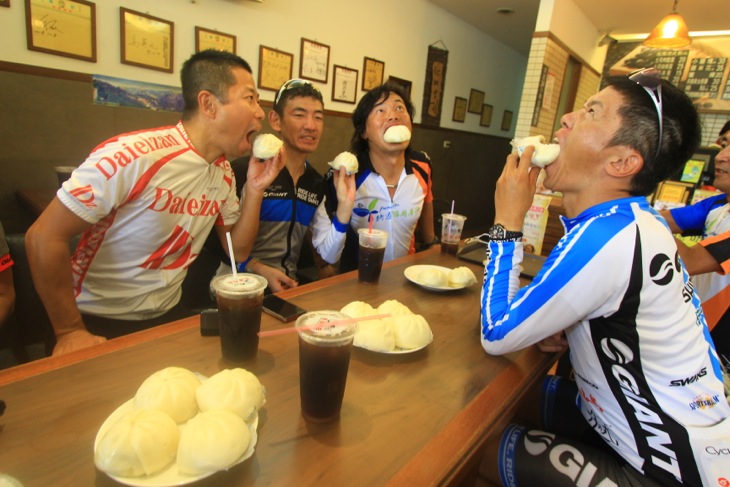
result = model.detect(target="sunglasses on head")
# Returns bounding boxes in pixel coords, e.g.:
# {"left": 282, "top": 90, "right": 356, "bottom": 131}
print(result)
{"left": 274, "top": 78, "right": 321, "bottom": 106}
{"left": 627, "top": 67, "right": 663, "bottom": 160}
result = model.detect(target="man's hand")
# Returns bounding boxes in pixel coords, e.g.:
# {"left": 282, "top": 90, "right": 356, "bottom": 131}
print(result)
{"left": 252, "top": 262, "right": 298, "bottom": 293}
{"left": 333, "top": 167, "right": 356, "bottom": 225}
{"left": 52, "top": 329, "right": 107, "bottom": 356}
{"left": 537, "top": 332, "right": 569, "bottom": 353}
{"left": 246, "top": 149, "right": 286, "bottom": 194}
{"left": 494, "top": 145, "right": 541, "bottom": 230}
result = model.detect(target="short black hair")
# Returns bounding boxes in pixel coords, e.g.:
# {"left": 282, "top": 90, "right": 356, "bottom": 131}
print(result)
{"left": 350, "top": 82, "right": 415, "bottom": 154}
{"left": 719, "top": 120, "right": 730, "bottom": 137}
{"left": 604, "top": 75, "right": 701, "bottom": 196}
{"left": 180, "top": 49, "right": 252, "bottom": 119}
{"left": 273, "top": 80, "right": 324, "bottom": 116}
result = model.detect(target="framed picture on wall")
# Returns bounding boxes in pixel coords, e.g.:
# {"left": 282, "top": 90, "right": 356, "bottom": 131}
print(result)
{"left": 468, "top": 89, "right": 484, "bottom": 114}
{"left": 258, "top": 45, "right": 293, "bottom": 92}
{"left": 362, "top": 57, "right": 385, "bottom": 91}
{"left": 1, "top": 0, "right": 10, "bottom": 7}
{"left": 332, "top": 65, "right": 358, "bottom": 104}
{"left": 25, "top": 0, "right": 97, "bottom": 62}
{"left": 120, "top": 8, "right": 174, "bottom": 73}
{"left": 501, "top": 110, "right": 513, "bottom": 131}
{"left": 195, "top": 26, "right": 236, "bottom": 54}
{"left": 452, "top": 97, "right": 467, "bottom": 122}
{"left": 300, "top": 38, "right": 329, "bottom": 83}
{"left": 480, "top": 104, "right": 493, "bottom": 127}
{"left": 387, "top": 76, "right": 412, "bottom": 99}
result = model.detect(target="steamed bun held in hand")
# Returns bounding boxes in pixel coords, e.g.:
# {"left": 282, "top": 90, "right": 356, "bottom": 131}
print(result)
{"left": 252, "top": 133, "right": 283, "bottom": 160}
{"left": 133, "top": 366, "right": 201, "bottom": 424}
{"left": 383, "top": 125, "right": 411, "bottom": 143}
{"left": 196, "top": 368, "right": 265, "bottom": 423}
{"left": 510, "top": 135, "right": 560, "bottom": 168}
{"left": 95, "top": 409, "right": 179, "bottom": 477}
{"left": 177, "top": 410, "right": 251, "bottom": 476}
{"left": 328, "top": 151, "right": 358, "bottom": 174}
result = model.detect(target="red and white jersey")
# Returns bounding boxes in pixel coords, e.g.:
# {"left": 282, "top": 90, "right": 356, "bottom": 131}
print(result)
{"left": 58, "top": 122, "right": 239, "bottom": 320}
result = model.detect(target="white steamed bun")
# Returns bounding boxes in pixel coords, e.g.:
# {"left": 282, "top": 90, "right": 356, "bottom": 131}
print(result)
{"left": 95, "top": 409, "right": 179, "bottom": 478}
{"left": 383, "top": 125, "right": 411, "bottom": 143}
{"left": 196, "top": 368, "right": 265, "bottom": 423}
{"left": 377, "top": 299, "right": 413, "bottom": 317}
{"left": 340, "top": 301, "right": 376, "bottom": 319}
{"left": 353, "top": 318, "right": 396, "bottom": 352}
{"left": 419, "top": 267, "right": 447, "bottom": 287}
{"left": 252, "top": 133, "right": 283, "bottom": 160}
{"left": 510, "top": 135, "right": 560, "bottom": 168}
{"left": 392, "top": 314, "right": 433, "bottom": 349}
{"left": 177, "top": 410, "right": 250, "bottom": 476}
{"left": 448, "top": 267, "right": 477, "bottom": 287}
{"left": 328, "top": 151, "right": 358, "bottom": 174}
{"left": 133, "top": 367, "right": 201, "bottom": 424}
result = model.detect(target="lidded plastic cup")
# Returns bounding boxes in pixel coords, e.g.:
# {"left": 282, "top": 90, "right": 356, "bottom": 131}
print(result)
{"left": 295, "top": 310, "right": 358, "bottom": 344}
{"left": 357, "top": 228, "right": 388, "bottom": 249}
{"left": 211, "top": 273, "right": 267, "bottom": 298}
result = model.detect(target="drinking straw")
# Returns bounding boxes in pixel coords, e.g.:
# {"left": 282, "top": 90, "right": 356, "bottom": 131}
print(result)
{"left": 368, "top": 213, "right": 373, "bottom": 233}
{"left": 450, "top": 200, "right": 455, "bottom": 216}
{"left": 225, "top": 231, "right": 237, "bottom": 276}
{"left": 258, "top": 313, "right": 392, "bottom": 337}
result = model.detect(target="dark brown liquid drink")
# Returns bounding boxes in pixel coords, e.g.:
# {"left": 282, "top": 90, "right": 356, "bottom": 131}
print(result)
{"left": 218, "top": 293, "right": 264, "bottom": 363}
{"left": 358, "top": 245, "right": 385, "bottom": 283}
{"left": 299, "top": 335, "right": 353, "bottom": 422}
{"left": 441, "top": 241, "right": 459, "bottom": 255}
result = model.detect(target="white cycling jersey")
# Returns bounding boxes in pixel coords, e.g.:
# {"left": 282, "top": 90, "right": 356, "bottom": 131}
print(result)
{"left": 58, "top": 122, "right": 240, "bottom": 320}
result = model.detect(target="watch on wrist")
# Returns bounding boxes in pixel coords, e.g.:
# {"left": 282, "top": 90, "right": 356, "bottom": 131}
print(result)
{"left": 486, "top": 224, "right": 523, "bottom": 242}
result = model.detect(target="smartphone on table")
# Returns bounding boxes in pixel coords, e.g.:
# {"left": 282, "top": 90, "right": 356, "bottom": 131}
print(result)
{"left": 263, "top": 294, "right": 307, "bottom": 322}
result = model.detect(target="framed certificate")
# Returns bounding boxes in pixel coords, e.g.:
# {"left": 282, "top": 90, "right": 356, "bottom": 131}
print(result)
{"left": 452, "top": 97, "right": 467, "bottom": 122}
{"left": 299, "top": 38, "right": 329, "bottom": 83}
{"left": 195, "top": 27, "right": 236, "bottom": 54}
{"left": 468, "top": 89, "right": 484, "bottom": 114}
{"left": 387, "top": 76, "right": 412, "bottom": 100}
{"left": 480, "top": 104, "right": 493, "bottom": 127}
{"left": 501, "top": 110, "right": 513, "bottom": 131}
{"left": 120, "top": 8, "right": 174, "bottom": 73}
{"left": 332, "top": 65, "right": 358, "bottom": 104}
{"left": 25, "top": 0, "right": 96, "bottom": 62}
{"left": 362, "top": 57, "right": 384, "bottom": 91}
{"left": 1, "top": 0, "right": 10, "bottom": 7}
{"left": 258, "top": 45, "right": 293, "bottom": 92}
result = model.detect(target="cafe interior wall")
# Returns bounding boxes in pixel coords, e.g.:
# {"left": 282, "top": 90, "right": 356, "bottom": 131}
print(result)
{"left": 0, "top": 0, "right": 529, "bottom": 235}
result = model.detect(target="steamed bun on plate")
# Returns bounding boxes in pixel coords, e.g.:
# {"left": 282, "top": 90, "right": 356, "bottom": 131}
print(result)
{"left": 95, "top": 409, "right": 179, "bottom": 478}
{"left": 252, "top": 133, "right": 283, "bottom": 160}
{"left": 196, "top": 368, "right": 265, "bottom": 423}
{"left": 383, "top": 125, "right": 411, "bottom": 144}
{"left": 328, "top": 151, "right": 358, "bottom": 174}
{"left": 177, "top": 410, "right": 251, "bottom": 476}
{"left": 448, "top": 267, "right": 477, "bottom": 287}
{"left": 510, "top": 135, "right": 560, "bottom": 168}
{"left": 340, "top": 301, "right": 376, "bottom": 319}
{"left": 419, "top": 267, "right": 447, "bottom": 288}
{"left": 353, "top": 318, "right": 396, "bottom": 352}
{"left": 377, "top": 299, "right": 413, "bottom": 317}
{"left": 392, "top": 314, "right": 432, "bottom": 349}
{"left": 133, "top": 366, "right": 201, "bottom": 424}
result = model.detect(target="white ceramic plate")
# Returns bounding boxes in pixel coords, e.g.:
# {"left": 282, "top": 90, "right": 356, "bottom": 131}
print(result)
{"left": 404, "top": 265, "right": 471, "bottom": 292}
{"left": 355, "top": 334, "right": 433, "bottom": 354}
{"left": 94, "top": 399, "right": 258, "bottom": 487}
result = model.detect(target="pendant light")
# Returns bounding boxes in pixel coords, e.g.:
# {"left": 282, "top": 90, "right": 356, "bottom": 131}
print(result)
{"left": 642, "top": 0, "right": 691, "bottom": 48}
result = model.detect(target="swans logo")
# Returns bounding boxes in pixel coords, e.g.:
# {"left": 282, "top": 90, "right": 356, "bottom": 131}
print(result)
{"left": 524, "top": 430, "right": 555, "bottom": 456}
{"left": 649, "top": 252, "right": 680, "bottom": 286}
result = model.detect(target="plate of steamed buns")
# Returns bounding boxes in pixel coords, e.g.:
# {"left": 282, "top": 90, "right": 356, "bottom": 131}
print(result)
{"left": 404, "top": 265, "right": 477, "bottom": 292}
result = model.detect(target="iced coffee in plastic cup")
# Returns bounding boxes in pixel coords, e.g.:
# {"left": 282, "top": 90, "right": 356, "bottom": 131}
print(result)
{"left": 296, "top": 310, "right": 357, "bottom": 422}
{"left": 441, "top": 214, "right": 467, "bottom": 255}
{"left": 211, "top": 273, "right": 267, "bottom": 363}
{"left": 357, "top": 228, "right": 388, "bottom": 283}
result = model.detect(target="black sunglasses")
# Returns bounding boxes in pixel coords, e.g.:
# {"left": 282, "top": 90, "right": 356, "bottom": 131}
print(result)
{"left": 627, "top": 67, "right": 663, "bottom": 160}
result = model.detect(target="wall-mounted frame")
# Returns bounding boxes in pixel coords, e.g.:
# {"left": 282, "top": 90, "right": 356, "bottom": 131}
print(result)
{"left": 480, "top": 104, "right": 493, "bottom": 127}
{"left": 259, "top": 45, "right": 293, "bottom": 92}
{"left": 452, "top": 97, "right": 467, "bottom": 122}
{"left": 654, "top": 180, "right": 694, "bottom": 205}
{"left": 332, "top": 65, "right": 358, "bottom": 104}
{"left": 299, "top": 38, "right": 329, "bottom": 83}
{"left": 468, "top": 89, "right": 484, "bottom": 114}
{"left": 25, "top": 0, "right": 96, "bottom": 62}
{"left": 195, "top": 26, "right": 236, "bottom": 54}
{"left": 120, "top": 8, "right": 174, "bottom": 73}
{"left": 387, "top": 76, "right": 412, "bottom": 100}
{"left": 362, "top": 57, "right": 384, "bottom": 91}
{"left": 501, "top": 110, "right": 513, "bottom": 131}
{"left": 1, "top": 0, "right": 10, "bottom": 7}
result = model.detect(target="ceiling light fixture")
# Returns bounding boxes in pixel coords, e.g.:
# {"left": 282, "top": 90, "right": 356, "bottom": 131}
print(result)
{"left": 642, "top": 0, "right": 691, "bottom": 48}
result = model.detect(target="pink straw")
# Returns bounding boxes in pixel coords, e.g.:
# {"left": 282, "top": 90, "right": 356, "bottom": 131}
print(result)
{"left": 368, "top": 213, "right": 373, "bottom": 233}
{"left": 258, "top": 313, "right": 392, "bottom": 337}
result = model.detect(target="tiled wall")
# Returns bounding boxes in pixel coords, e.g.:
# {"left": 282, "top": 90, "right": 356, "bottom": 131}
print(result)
{"left": 702, "top": 113, "right": 729, "bottom": 146}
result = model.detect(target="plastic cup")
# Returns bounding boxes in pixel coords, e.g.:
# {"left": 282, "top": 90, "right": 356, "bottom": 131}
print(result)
{"left": 441, "top": 213, "right": 467, "bottom": 255}
{"left": 296, "top": 310, "right": 357, "bottom": 422}
{"left": 211, "top": 273, "right": 267, "bottom": 363}
{"left": 54, "top": 166, "right": 76, "bottom": 188}
{"left": 357, "top": 228, "right": 388, "bottom": 283}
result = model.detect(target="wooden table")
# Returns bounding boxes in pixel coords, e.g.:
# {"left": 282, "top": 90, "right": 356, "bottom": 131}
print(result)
{"left": 0, "top": 248, "right": 556, "bottom": 487}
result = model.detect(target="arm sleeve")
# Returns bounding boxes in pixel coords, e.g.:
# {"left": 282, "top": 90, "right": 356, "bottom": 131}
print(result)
{"left": 700, "top": 231, "right": 730, "bottom": 275}
{"left": 669, "top": 195, "right": 727, "bottom": 233}
{"left": 311, "top": 196, "right": 347, "bottom": 264}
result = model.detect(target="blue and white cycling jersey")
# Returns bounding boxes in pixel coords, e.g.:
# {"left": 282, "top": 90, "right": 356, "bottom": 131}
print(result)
{"left": 481, "top": 196, "right": 730, "bottom": 487}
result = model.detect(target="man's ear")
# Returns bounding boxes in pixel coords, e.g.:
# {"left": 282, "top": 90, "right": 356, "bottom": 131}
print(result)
{"left": 198, "top": 91, "right": 217, "bottom": 118}
{"left": 268, "top": 110, "right": 282, "bottom": 131}
{"left": 607, "top": 148, "right": 643, "bottom": 178}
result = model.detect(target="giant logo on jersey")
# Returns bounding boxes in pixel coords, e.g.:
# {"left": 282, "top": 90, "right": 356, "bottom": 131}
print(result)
{"left": 139, "top": 225, "right": 197, "bottom": 270}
